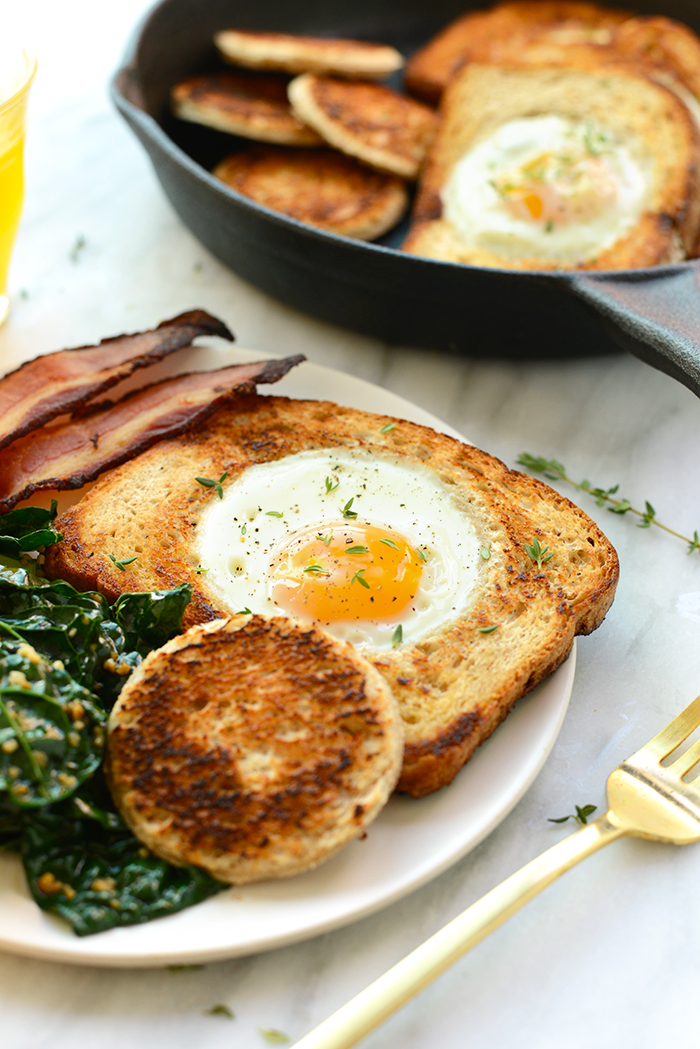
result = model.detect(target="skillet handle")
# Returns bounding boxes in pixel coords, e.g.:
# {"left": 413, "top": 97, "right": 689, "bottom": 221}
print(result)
{"left": 566, "top": 265, "right": 700, "bottom": 398}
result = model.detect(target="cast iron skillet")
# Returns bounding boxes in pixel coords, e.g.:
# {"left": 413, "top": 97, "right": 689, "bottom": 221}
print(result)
{"left": 112, "top": 0, "right": 700, "bottom": 396}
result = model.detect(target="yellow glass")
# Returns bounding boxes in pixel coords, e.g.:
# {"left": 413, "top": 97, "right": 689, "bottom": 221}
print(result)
{"left": 0, "top": 47, "right": 36, "bottom": 325}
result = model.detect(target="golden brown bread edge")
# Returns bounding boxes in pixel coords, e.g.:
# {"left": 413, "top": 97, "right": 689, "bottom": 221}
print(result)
{"left": 403, "top": 62, "right": 700, "bottom": 270}
{"left": 46, "top": 395, "right": 619, "bottom": 797}
{"left": 404, "top": 0, "right": 632, "bottom": 103}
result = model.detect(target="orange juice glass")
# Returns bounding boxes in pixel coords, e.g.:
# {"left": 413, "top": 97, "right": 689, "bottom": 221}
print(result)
{"left": 0, "top": 46, "right": 36, "bottom": 325}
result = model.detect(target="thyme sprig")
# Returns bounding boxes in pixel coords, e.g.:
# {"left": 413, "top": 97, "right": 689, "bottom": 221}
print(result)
{"left": 549, "top": 804, "right": 597, "bottom": 826}
{"left": 518, "top": 454, "right": 700, "bottom": 555}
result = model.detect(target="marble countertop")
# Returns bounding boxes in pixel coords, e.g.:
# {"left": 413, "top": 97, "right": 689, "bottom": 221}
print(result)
{"left": 3, "top": 3, "right": 700, "bottom": 1046}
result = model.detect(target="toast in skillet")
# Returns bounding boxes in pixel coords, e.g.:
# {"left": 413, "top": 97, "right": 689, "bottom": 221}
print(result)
{"left": 213, "top": 146, "right": 409, "bottom": 239}
{"left": 404, "top": 0, "right": 630, "bottom": 103}
{"left": 403, "top": 63, "right": 700, "bottom": 270}
{"left": 288, "top": 74, "right": 436, "bottom": 180}
{"left": 46, "top": 394, "right": 618, "bottom": 798}
{"left": 215, "top": 29, "right": 403, "bottom": 80}
{"left": 171, "top": 71, "right": 322, "bottom": 146}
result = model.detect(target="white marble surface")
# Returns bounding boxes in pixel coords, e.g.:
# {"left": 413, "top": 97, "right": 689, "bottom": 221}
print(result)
{"left": 3, "top": 2, "right": 700, "bottom": 1046}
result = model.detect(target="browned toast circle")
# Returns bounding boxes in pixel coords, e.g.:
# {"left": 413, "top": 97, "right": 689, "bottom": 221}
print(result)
{"left": 288, "top": 74, "right": 436, "bottom": 180}
{"left": 107, "top": 614, "right": 403, "bottom": 883}
{"left": 170, "top": 72, "right": 322, "bottom": 146}
{"left": 213, "top": 146, "right": 409, "bottom": 240}
{"left": 215, "top": 29, "right": 404, "bottom": 80}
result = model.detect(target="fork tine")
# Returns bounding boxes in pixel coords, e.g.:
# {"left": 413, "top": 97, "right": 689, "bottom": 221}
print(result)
{"left": 668, "top": 735, "right": 700, "bottom": 779}
{"left": 639, "top": 693, "right": 700, "bottom": 761}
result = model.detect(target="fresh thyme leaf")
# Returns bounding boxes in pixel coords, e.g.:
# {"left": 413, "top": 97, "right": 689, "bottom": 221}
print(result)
{"left": 545, "top": 219, "right": 554, "bottom": 232}
{"left": 523, "top": 537, "right": 554, "bottom": 568}
{"left": 259, "top": 1030, "right": 289, "bottom": 1044}
{"left": 548, "top": 803, "right": 597, "bottom": 826}
{"left": 689, "top": 531, "right": 700, "bottom": 555}
{"left": 195, "top": 472, "right": 228, "bottom": 500}
{"left": 304, "top": 565, "right": 328, "bottom": 575}
{"left": 638, "top": 501, "right": 656, "bottom": 529}
{"left": 342, "top": 498, "right": 358, "bottom": 520}
{"left": 392, "top": 624, "right": 402, "bottom": 647}
{"left": 416, "top": 549, "right": 428, "bottom": 562}
{"left": 321, "top": 532, "right": 333, "bottom": 547}
{"left": 193, "top": 567, "right": 208, "bottom": 574}
{"left": 480, "top": 547, "right": 491, "bottom": 560}
{"left": 205, "top": 1004, "right": 234, "bottom": 1018}
{"left": 265, "top": 511, "right": 283, "bottom": 518}
{"left": 379, "top": 538, "right": 400, "bottom": 550}
{"left": 351, "top": 569, "right": 369, "bottom": 589}
{"left": 108, "top": 554, "right": 138, "bottom": 571}
{"left": 609, "top": 499, "right": 631, "bottom": 516}
{"left": 478, "top": 625, "right": 498, "bottom": 634}
{"left": 69, "top": 234, "right": 86, "bottom": 263}
{"left": 237, "top": 608, "right": 252, "bottom": 615}
{"left": 324, "top": 476, "right": 339, "bottom": 494}
{"left": 240, "top": 524, "right": 247, "bottom": 536}
{"left": 379, "top": 423, "right": 396, "bottom": 434}
{"left": 345, "top": 546, "right": 369, "bottom": 555}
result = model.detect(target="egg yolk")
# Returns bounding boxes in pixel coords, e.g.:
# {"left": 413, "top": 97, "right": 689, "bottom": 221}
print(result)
{"left": 495, "top": 149, "right": 618, "bottom": 226}
{"left": 270, "top": 523, "right": 424, "bottom": 623}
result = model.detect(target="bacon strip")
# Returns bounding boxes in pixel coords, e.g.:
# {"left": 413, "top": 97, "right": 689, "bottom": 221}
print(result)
{"left": 0, "top": 356, "right": 304, "bottom": 511}
{"left": 0, "top": 309, "right": 234, "bottom": 452}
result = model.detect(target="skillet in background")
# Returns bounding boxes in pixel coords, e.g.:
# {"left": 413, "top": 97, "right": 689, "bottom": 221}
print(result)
{"left": 112, "top": 0, "right": 700, "bottom": 397}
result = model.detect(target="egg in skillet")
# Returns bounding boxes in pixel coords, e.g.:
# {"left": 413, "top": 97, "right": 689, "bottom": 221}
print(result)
{"left": 442, "top": 114, "right": 647, "bottom": 264}
{"left": 196, "top": 448, "right": 482, "bottom": 650}
{"left": 404, "top": 64, "right": 700, "bottom": 270}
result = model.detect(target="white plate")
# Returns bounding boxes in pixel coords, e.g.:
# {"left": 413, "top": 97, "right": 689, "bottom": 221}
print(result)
{"left": 0, "top": 347, "right": 575, "bottom": 967}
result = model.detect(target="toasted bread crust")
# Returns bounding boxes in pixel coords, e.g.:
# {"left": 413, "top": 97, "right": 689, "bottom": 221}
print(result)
{"left": 107, "top": 615, "right": 403, "bottom": 882}
{"left": 215, "top": 29, "right": 403, "bottom": 80}
{"left": 403, "top": 63, "right": 700, "bottom": 270}
{"left": 288, "top": 74, "right": 436, "bottom": 180}
{"left": 213, "top": 146, "right": 408, "bottom": 240}
{"left": 171, "top": 72, "right": 322, "bottom": 146}
{"left": 405, "top": 0, "right": 630, "bottom": 102}
{"left": 47, "top": 395, "right": 618, "bottom": 797}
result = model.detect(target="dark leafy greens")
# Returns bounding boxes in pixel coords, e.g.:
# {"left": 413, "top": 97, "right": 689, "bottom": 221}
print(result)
{"left": 0, "top": 507, "right": 225, "bottom": 935}
{"left": 0, "top": 502, "right": 63, "bottom": 560}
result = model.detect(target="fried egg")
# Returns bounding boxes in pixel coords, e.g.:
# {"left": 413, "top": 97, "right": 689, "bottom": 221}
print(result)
{"left": 442, "top": 114, "right": 647, "bottom": 263}
{"left": 196, "top": 448, "right": 482, "bottom": 650}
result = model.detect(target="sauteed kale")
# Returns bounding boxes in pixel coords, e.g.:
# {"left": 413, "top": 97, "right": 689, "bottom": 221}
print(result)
{"left": 0, "top": 503, "right": 224, "bottom": 935}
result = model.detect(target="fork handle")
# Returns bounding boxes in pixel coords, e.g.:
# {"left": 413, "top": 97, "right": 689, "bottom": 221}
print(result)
{"left": 290, "top": 813, "right": 626, "bottom": 1049}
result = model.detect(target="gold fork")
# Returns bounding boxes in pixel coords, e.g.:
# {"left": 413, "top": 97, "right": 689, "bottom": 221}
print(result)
{"left": 289, "top": 693, "right": 700, "bottom": 1049}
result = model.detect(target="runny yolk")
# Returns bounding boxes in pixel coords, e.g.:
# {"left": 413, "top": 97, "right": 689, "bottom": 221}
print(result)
{"left": 270, "top": 523, "right": 424, "bottom": 624}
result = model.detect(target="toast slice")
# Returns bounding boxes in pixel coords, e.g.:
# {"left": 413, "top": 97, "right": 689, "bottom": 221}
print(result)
{"left": 405, "top": 4, "right": 700, "bottom": 106}
{"left": 108, "top": 615, "right": 403, "bottom": 883}
{"left": 288, "top": 74, "right": 436, "bottom": 180}
{"left": 404, "top": 0, "right": 630, "bottom": 102}
{"left": 215, "top": 29, "right": 403, "bottom": 80}
{"left": 213, "top": 146, "right": 408, "bottom": 240}
{"left": 171, "top": 72, "right": 322, "bottom": 146}
{"left": 403, "top": 63, "right": 700, "bottom": 270}
{"left": 46, "top": 394, "right": 618, "bottom": 798}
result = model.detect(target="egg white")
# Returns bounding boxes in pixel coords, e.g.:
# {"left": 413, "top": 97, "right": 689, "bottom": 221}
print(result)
{"left": 442, "top": 114, "right": 648, "bottom": 263}
{"left": 196, "top": 449, "right": 482, "bottom": 651}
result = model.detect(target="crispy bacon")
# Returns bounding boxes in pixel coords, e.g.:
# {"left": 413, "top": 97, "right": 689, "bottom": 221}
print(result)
{"left": 0, "top": 355, "right": 304, "bottom": 511}
{"left": 0, "top": 309, "right": 234, "bottom": 452}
